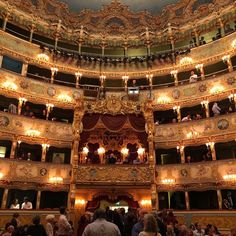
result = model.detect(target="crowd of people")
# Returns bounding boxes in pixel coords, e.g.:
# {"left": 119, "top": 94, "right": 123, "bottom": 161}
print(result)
{"left": 77, "top": 208, "right": 236, "bottom": 236}
{"left": 0, "top": 207, "right": 73, "bottom": 236}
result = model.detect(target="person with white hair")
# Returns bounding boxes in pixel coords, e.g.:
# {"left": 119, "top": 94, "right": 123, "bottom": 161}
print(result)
{"left": 45, "top": 215, "right": 55, "bottom": 236}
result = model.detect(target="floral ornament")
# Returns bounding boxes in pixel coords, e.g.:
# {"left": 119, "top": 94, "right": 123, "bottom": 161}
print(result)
{"left": 198, "top": 84, "right": 207, "bottom": 92}
{"left": 172, "top": 89, "right": 180, "bottom": 99}
{"left": 180, "top": 169, "right": 188, "bottom": 177}
{"left": 217, "top": 119, "right": 229, "bottom": 130}
{"left": 20, "top": 80, "right": 29, "bottom": 89}
{"left": 73, "top": 91, "right": 81, "bottom": 100}
{"left": 39, "top": 168, "right": 47, "bottom": 176}
{"left": 47, "top": 87, "right": 56, "bottom": 97}
{"left": 227, "top": 77, "right": 235, "bottom": 85}
{"left": 0, "top": 116, "right": 10, "bottom": 127}
{"left": 131, "top": 169, "right": 138, "bottom": 178}
{"left": 89, "top": 168, "right": 97, "bottom": 178}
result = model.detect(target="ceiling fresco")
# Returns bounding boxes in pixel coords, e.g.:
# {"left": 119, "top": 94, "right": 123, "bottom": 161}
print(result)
{"left": 60, "top": 0, "right": 181, "bottom": 15}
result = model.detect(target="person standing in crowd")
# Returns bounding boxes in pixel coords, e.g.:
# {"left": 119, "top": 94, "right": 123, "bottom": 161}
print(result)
{"left": 132, "top": 209, "right": 148, "bottom": 236}
{"left": 138, "top": 214, "right": 161, "bottom": 236}
{"left": 10, "top": 199, "right": 20, "bottom": 209}
{"left": 77, "top": 213, "right": 92, "bottom": 236}
{"left": 193, "top": 222, "right": 205, "bottom": 236}
{"left": 21, "top": 197, "right": 33, "bottom": 209}
{"left": 45, "top": 214, "right": 56, "bottom": 236}
{"left": 10, "top": 213, "right": 21, "bottom": 229}
{"left": 27, "top": 215, "right": 47, "bottom": 236}
{"left": 82, "top": 209, "right": 121, "bottom": 236}
{"left": 56, "top": 206, "right": 73, "bottom": 236}
{"left": 212, "top": 102, "right": 221, "bottom": 116}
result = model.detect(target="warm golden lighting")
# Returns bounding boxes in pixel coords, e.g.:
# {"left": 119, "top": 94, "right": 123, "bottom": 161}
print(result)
{"left": 228, "top": 93, "right": 236, "bottom": 102}
{"left": 58, "top": 94, "right": 72, "bottom": 102}
{"left": 49, "top": 176, "right": 63, "bottom": 183}
{"left": 75, "top": 72, "right": 83, "bottom": 78}
{"left": 51, "top": 67, "right": 58, "bottom": 74}
{"left": 173, "top": 105, "right": 180, "bottom": 112}
{"left": 121, "top": 147, "right": 129, "bottom": 156}
{"left": 122, "top": 75, "right": 129, "bottom": 80}
{"left": 162, "top": 178, "right": 175, "bottom": 184}
{"left": 140, "top": 199, "right": 151, "bottom": 206}
{"left": 26, "top": 129, "right": 41, "bottom": 137}
{"left": 186, "top": 131, "right": 198, "bottom": 139}
{"left": 195, "top": 64, "right": 203, "bottom": 70}
{"left": 201, "top": 100, "right": 209, "bottom": 108}
{"left": 137, "top": 147, "right": 145, "bottom": 156}
{"left": 206, "top": 142, "right": 215, "bottom": 148}
{"left": 223, "top": 174, "right": 236, "bottom": 181}
{"left": 75, "top": 199, "right": 86, "bottom": 205}
{"left": 37, "top": 53, "right": 49, "bottom": 62}
{"left": 210, "top": 84, "right": 224, "bottom": 94}
{"left": 157, "top": 96, "right": 171, "bottom": 104}
{"left": 42, "top": 143, "right": 50, "bottom": 149}
{"left": 170, "top": 70, "right": 178, "bottom": 76}
{"left": 232, "top": 39, "right": 236, "bottom": 49}
{"left": 0, "top": 172, "right": 4, "bottom": 179}
{"left": 222, "top": 55, "right": 230, "bottom": 63}
{"left": 2, "top": 81, "right": 18, "bottom": 90}
{"left": 98, "top": 147, "right": 105, "bottom": 155}
{"left": 82, "top": 147, "right": 89, "bottom": 155}
{"left": 180, "top": 57, "right": 193, "bottom": 65}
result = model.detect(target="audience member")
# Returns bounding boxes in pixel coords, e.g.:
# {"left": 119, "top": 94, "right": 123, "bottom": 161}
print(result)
{"left": 138, "top": 214, "right": 160, "bottom": 236}
{"left": 45, "top": 214, "right": 55, "bottom": 236}
{"left": 193, "top": 222, "right": 204, "bottom": 236}
{"left": 8, "top": 104, "right": 17, "bottom": 114}
{"left": 132, "top": 209, "right": 148, "bottom": 236}
{"left": 82, "top": 209, "right": 121, "bottom": 236}
{"left": 189, "top": 71, "right": 198, "bottom": 83}
{"left": 10, "top": 213, "right": 21, "bottom": 229}
{"left": 10, "top": 199, "right": 20, "bottom": 209}
{"left": 27, "top": 215, "right": 47, "bottom": 236}
{"left": 21, "top": 197, "right": 33, "bottom": 210}
{"left": 182, "top": 115, "right": 191, "bottom": 122}
{"left": 2, "top": 224, "right": 15, "bottom": 236}
{"left": 212, "top": 102, "right": 221, "bottom": 116}
{"left": 57, "top": 206, "right": 73, "bottom": 236}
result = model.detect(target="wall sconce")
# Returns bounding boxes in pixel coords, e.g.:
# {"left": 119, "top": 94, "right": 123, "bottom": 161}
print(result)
{"left": 195, "top": 64, "right": 203, "bottom": 70}
{"left": 82, "top": 147, "right": 89, "bottom": 154}
{"left": 26, "top": 129, "right": 41, "bottom": 137}
{"left": 210, "top": 85, "right": 224, "bottom": 94}
{"left": 146, "top": 74, "right": 153, "bottom": 87}
{"left": 232, "top": 39, "right": 236, "bottom": 49}
{"left": 2, "top": 81, "right": 18, "bottom": 90}
{"left": 186, "top": 131, "right": 198, "bottom": 139}
{"left": 0, "top": 172, "right": 4, "bottom": 179}
{"left": 42, "top": 143, "right": 50, "bottom": 150}
{"left": 223, "top": 174, "right": 236, "bottom": 181}
{"left": 228, "top": 94, "right": 236, "bottom": 103}
{"left": 140, "top": 199, "right": 151, "bottom": 206}
{"left": 162, "top": 178, "right": 175, "bottom": 184}
{"left": 173, "top": 105, "right": 180, "bottom": 113}
{"left": 50, "top": 67, "right": 58, "bottom": 75}
{"left": 75, "top": 199, "right": 86, "bottom": 205}
{"left": 46, "top": 103, "right": 54, "bottom": 112}
{"left": 75, "top": 72, "right": 82, "bottom": 88}
{"left": 37, "top": 53, "right": 49, "bottom": 62}
{"left": 58, "top": 94, "right": 72, "bottom": 103}
{"left": 121, "top": 147, "right": 129, "bottom": 156}
{"left": 137, "top": 147, "right": 145, "bottom": 156}
{"left": 157, "top": 96, "right": 171, "bottom": 104}
{"left": 201, "top": 100, "right": 209, "bottom": 108}
{"left": 176, "top": 145, "right": 184, "bottom": 152}
{"left": 206, "top": 142, "right": 215, "bottom": 149}
{"left": 99, "top": 75, "right": 106, "bottom": 88}
{"left": 19, "top": 97, "right": 27, "bottom": 105}
{"left": 170, "top": 70, "right": 178, "bottom": 77}
{"left": 222, "top": 55, "right": 230, "bottom": 63}
{"left": 49, "top": 176, "right": 63, "bottom": 183}
{"left": 17, "top": 140, "right": 22, "bottom": 145}
{"left": 180, "top": 57, "right": 193, "bottom": 65}
{"left": 98, "top": 147, "right": 105, "bottom": 159}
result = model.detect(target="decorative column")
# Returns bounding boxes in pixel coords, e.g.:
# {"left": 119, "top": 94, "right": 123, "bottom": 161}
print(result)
{"left": 206, "top": 142, "right": 216, "bottom": 161}
{"left": 50, "top": 67, "right": 58, "bottom": 84}
{"left": 0, "top": 55, "right": 3, "bottom": 68}
{"left": 173, "top": 105, "right": 181, "bottom": 122}
{"left": 2, "top": 11, "right": 11, "bottom": 31}
{"left": 77, "top": 25, "right": 87, "bottom": 54}
{"left": 99, "top": 75, "right": 106, "bottom": 89}
{"left": 201, "top": 100, "right": 209, "bottom": 118}
{"left": 18, "top": 97, "right": 27, "bottom": 115}
{"left": 1, "top": 188, "right": 9, "bottom": 209}
{"left": 68, "top": 100, "right": 84, "bottom": 211}
{"left": 185, "top": 191, "right": 190, "bottom": 210}
{"left": 10, "top": 140, "right": 17, "bottom": 159}
{"left": 222, "top": 55, "right": 233, "bottom": 72}
{"left": 29, "top": 23, "right": 36, "bottom": 43}
{"left": 75, "top": 72, "right": 82, "bottom": 89}
{"left": 144, "top": 100, "right": 158, "bottom": 210}
{"left": 218, "top": 17, "right": 225, "bottom": 37}
{"left": 177, "top": 145, "right": 185, "bottom": 163}
{"left": 41, "top": 144, "right": 50, "bottom": 162}
{"left": 36, "top": 191, "right": 41, "bottom": 209}
{"left": 122, "top": 75, "right": 129, "bottom": 92}
{"left": 193, "top": 28, "right": 200, "bottom": 46}
{"left": 217, "top": 189, "right": 222, "bottom": 210}
{"left": 171, "top": 70, "right": 178, "bottom": 86}
{"left": 195, "top": 64, "right": 205, "bottom": 80}
{"left": 21, "top": 63, "right": 28, "bottom": 76}
{"left": 146, "top": 74, "right": 153, "bottom": 90}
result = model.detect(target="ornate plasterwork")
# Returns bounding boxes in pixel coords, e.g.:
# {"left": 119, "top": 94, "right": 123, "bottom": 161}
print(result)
{"left": 0, "top": 158, "right": 71, "bottom": 188}
{"left": 76, "top": 164, "right": 151, "bottom": 185}
{"left": 156, "top": 159, "right": 236, "bottom": 191}
{"left": 0, "top": 0, "right": 235, "bottom": 46}
{"left": 154, "top": 112, "right": 236, "bottom": 147}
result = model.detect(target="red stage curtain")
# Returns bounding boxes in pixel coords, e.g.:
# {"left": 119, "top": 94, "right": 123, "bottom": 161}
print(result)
{"left": 128, "top": 114, "right": 145, "bottom": 132}
{"left": 100, "top": 114, "right": 127, "bottom": 132}
{"left": 83, "top": 113, "right": 100, "bottom": 131}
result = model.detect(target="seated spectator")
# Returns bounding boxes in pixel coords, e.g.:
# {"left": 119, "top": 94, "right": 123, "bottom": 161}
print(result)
{"left": 212, "top": 102, "right": 221, "bottom": 116}
{"left": 10, "top": 199, "right": 20, "bottom": 209}
{"left": 186, "top": 156, "right": 191, "bottom": 163}
{"left": 189, "top": 40, "right": 195, "bottom": 48}
{"left": 182, "top": 114, "right": 191, "bottom": 122}
{"left": 199, "top": 36, "right": 206, "bottom": 45}
{"left": 23, "top": 105, "right": 31, "bottom": 117}
{"left": 108, "top": 153, "right": 117, "bottom": 164}
{"left": 189, "top": 71, "right": 198, "bottom": 83}
{"left": 195, "top": 114, "right": 202, "bottom": 120}
{"left": 225, "top": 24, "right": 234, "bottom": 35}
{"left": 2, "top": 224, "right": 15, "bottom": 236}
{"left": 27, "top": 152, "right": 32, "bottom": 161}
{"left": 193, "top": 222, "right": 205, "bottom": 236}
{"left": 115, "top": 157, "right": 123, "bottom": 164}
{"left": 21, "top": 196, "right": 33, "bottom": 209}
{"left": 133, "top": 157, "right": 141, "bottom": 164}
{"left": 27, "top": 215, "right": 47, "bottom": 236}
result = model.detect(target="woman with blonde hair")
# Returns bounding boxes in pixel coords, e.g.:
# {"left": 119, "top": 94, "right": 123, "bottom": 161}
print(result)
{"left": 139, "top": 214, "right": 161, "bottom": 236}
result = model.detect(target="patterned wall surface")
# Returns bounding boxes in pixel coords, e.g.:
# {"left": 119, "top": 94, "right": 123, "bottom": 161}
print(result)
{"left": 156, "top": 159, "right": 236, "bottom": 190}
{"left": 154, "top": 112, "right": 236, "bottom": 147}
{"left": 77, "top": 164, "right": 151, "bottom": 185}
